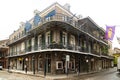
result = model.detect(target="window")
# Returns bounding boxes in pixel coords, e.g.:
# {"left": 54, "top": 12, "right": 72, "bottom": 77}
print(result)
{"left": 48, "top": 34, "right": 50, "bottom": 45}
{"left": 70, "top": 35, "right": 75, "bottom": 46}
{"left": 38, "top": 55, "right": 43, "bottom": 71}
{"left": 68, "top": 61, "right": 75, "bottom": 69}
{"left": 62, "top": 34, "right": 65, "bottom": 45}
{"left": 46, "top": 32, "right": 51, "bottom": 45}
{"left": 56, "top": 61, "right": 63, "bottom": 69}
{"left": 62, "top": 32, "right": 67, "bottom": 46}
{"left": 62, "top": 16, "right": 68, "bottom": 21}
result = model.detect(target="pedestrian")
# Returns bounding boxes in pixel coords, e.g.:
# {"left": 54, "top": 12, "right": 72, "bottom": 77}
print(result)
{"left": 8, "top": 65, "right": 10, "bottom": 72}
{"left": 25, "top": 65, "right": 27, "bottom": 74}
{"left": 76, "top": 65, "right": 80, "bottom": 76}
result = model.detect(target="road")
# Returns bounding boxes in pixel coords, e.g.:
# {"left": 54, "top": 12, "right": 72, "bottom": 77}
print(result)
{"left": 77, "top": 69, "right": 120, "bottom": 80}
{"left": 62, "top": 67, "right": 120, "bottom": 80}
{"left": 0, "top": 70, "right": 44, "bottom": 80}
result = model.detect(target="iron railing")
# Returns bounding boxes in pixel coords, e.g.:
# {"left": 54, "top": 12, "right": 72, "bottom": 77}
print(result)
{"left": 8, "top": 42, "right": 110, "bottom": 57}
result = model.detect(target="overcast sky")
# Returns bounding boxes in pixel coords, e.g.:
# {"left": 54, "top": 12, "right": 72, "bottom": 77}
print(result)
{"left": 0, "top": 0, "right": 120, "bottom": 48}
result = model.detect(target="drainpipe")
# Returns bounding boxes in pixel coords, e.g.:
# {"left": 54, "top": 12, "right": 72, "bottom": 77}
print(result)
{"left": 44, "top": 53, "right": 47, "bottom": 77}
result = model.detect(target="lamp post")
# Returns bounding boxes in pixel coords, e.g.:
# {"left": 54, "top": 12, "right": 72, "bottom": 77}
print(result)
{"left": 8, "top": 58, "right": 10, "bottom": 72}
{"left": 25, "top": 58, "right": 28, "bottom": 74}
{"left": 66, "top": 55, "right": 70, "bottom": 76}
{"left": 78, "top": 57, "right": 80, "bottom": 76}
{"left": 86, "top": 59, "right": 89, "bottom": 72}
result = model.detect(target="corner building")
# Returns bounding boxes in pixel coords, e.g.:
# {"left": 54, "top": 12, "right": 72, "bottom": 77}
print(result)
{"left": 8, "top": 2, "right": 113, "bottom": 74}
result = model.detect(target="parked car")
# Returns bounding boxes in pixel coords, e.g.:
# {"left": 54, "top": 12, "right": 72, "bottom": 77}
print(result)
{"left": 117, "top": 56, "right": 120, "bottom": 72}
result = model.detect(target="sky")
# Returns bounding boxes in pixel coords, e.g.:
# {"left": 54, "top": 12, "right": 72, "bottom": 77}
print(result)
{"left": 0, "top": 0, "right": 120, "bottom": 48}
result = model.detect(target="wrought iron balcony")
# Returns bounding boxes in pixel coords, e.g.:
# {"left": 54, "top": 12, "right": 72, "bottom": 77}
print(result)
{"left": 9, "top": 13, "right": 108, "bottom": 51}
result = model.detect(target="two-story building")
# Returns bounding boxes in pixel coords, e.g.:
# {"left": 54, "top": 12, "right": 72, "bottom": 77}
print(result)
{"left": 8, "top": 2, "right": 113, "bottom": 75}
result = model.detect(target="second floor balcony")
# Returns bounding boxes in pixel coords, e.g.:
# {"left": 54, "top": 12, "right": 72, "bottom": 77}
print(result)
{"left": 9, "top": 42, "right": 108, "bottom": 57}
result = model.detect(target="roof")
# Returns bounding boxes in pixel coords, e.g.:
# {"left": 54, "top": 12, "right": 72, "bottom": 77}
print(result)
{"left": 0, "top": 39, "right": 9, "bottom": 45}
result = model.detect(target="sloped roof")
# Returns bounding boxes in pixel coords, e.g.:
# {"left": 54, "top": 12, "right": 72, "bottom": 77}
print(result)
{"left": 79, "top": 16, "right": 105, "bottom": 33}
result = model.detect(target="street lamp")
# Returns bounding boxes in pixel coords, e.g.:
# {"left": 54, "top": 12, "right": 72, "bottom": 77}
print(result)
{"left": 25, "top": 58, "right": 28, "bottom": 61}
{"left": 86, "top": 59, "right": 89, "bottom": 63}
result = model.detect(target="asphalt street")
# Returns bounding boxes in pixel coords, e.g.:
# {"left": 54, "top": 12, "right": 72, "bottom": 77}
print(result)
{"left": 57, "top": 67, "right": 120, "bottom": 80}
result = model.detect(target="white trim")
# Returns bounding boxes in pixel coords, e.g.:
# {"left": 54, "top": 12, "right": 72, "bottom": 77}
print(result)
{"left": 56, "top": 61, "right": 63, "bottom": 69}
{"left": 38, "top": 35, "right": 42, "bottom": 49}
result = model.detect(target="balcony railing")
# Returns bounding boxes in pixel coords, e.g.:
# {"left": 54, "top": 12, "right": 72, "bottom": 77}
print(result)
{"left": 9, "top": 13, "right": 108, "bottom": 46}
{"left": 9, "top": 49, "right": 26, "bottom": 56}
{"left": 9, "top": 42, "right": 107, "bottom": 57}
{"left": 8, "top": 33, "right": 27, "bottom": 45}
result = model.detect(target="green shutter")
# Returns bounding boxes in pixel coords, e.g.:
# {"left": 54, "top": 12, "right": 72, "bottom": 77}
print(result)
{"left": 50, "top": 31, "right": 53, "bottom": 43}
{"left": 60, "top": 31, "right": 62, "bottom": 44}
{"left": 42, "top": 34, "right": 45, "bottom": 49}
{"left": 67, "top": 34, "right": 69, "bottom": 45}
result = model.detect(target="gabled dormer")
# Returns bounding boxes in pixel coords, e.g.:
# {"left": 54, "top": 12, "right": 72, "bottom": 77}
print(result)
{"left": 39, "top": 2, "right": 77, "bottom": 19}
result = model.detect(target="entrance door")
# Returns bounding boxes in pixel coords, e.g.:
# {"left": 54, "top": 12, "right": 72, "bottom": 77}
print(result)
{"left": 46, "top": 54, "right": 51, "bottom": 73}
{"left": 22, "top": 59, "right": 25, "bottom": 70}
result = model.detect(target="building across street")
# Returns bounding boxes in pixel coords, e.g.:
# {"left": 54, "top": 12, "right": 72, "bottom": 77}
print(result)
{"left": 0, "top": 39, "right": 9, "bottom": 70}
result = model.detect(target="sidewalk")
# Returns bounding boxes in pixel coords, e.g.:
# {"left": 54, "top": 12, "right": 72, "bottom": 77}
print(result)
{"left": 4, "top": 69, "right": 69, "bottom": 80}
{"left": 4, "top": 67, "right": 117, "bottom": 80}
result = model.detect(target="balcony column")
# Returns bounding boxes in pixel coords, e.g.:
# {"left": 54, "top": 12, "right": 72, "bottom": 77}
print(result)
{"left": 77, "top": 33, "right": 80, "bottom": 51}
{"left": 98, "top": 43, "right": 101, "bottom": 55}
{"left": 51, "top": 52, "right": 56, "bottom": 74}
{"left": 66, "top": 27, "right": 69, "bottom": 48}
{"left": 34, "top": 30, "right": 38, "bottom": 50}
{"left": 32, "top": 37, "right": 35, "bottom": 51}
{"left": 85, "top": 35, "right": 89, "bottom": 53}
{"left": 91, "top": 39, "right": 93, "bottom": 53}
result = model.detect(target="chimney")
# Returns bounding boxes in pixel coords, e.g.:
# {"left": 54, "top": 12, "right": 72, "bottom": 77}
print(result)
{"left": 63, "top": 3, "right": 70, "bottom": 11}
{"left": 34, "top": 9, "right": 40, "bottom": 15}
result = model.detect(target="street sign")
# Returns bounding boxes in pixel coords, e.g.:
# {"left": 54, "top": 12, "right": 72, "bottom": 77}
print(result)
{"left": 66, "top": 55, "right": 70, "bottom": 61}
